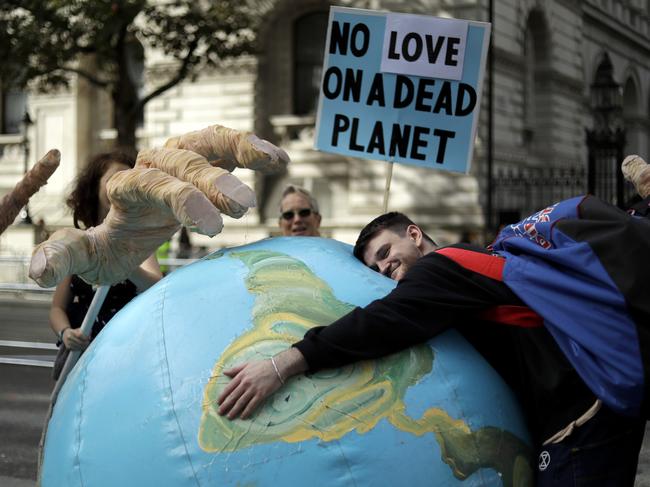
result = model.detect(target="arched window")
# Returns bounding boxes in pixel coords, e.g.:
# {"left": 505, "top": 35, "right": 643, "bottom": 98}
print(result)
{"left": 125, "top": 35, "right": 145, "bottom": 127}
{"left": 2, "top": 87, "right": 27, "bottom": 134}
{"left": 622, "top": 76, "right": 643, "bottom": 156}
{"left": 523, "top": 9, "right": 551, "bottom": 151}
{"left": 293, "top": 12, "right": 329, "bottom": 115}
{"left": 523, "top": 27, "right": 536, "bottom": 138}
{"left": 591, "top": 54, "right": 622, "bottom": 132}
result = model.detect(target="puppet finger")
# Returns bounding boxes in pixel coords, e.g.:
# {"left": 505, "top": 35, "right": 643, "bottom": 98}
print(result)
{"left": 0, "top": 149, "right": 60, "bottom": 234}
{"left": 136, "top": 148, "right": 255, "bottom": 217}
{"left": 622, "top": 155, "right": 650, "bottom": 199}
{"left": 210, "top": 158, "right": 238, "bottom": 172}
{"left": 29, "top": 228, "right": 93, "bottom": 288}
{"left": 107, "top": 167, "right": 224, "bottom": 236}
{"left": 164, "top": 124, "right": 290, "bottom": 174}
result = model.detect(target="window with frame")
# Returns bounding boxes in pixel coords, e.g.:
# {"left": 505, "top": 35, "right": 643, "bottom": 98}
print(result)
{"left": 522, "top": 9, "right": 551, "bottom": 152}
{"left": 125, "top": 35, "right": 145, "bottom": 127}
{"left": 2, "top": 88, "right": 27, "bottom": 134}
{"left": 293, "top": 12, "right": 329, "bottom": 116}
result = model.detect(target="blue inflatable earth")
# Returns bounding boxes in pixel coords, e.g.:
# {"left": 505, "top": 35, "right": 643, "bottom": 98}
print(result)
{"left": 41, "top": 238, "right": 533, "bottom": 486}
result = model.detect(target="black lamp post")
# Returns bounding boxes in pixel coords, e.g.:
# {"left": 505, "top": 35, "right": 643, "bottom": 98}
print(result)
{"left": 486, "top": 0, "right": 494, "bottom": 236}
{"left": 585, "top": 53, "right": 626, "bottom": 207}
{"left": 19, "top": 110, "right": 34, "bottom": 224}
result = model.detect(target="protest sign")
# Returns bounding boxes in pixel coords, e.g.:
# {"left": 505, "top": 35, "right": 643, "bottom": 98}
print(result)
{"left": 314, "top": 7, "right": 490, "bottom": 173}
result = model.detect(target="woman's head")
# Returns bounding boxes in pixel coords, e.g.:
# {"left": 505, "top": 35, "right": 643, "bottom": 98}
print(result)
{"left": 66, "top": 150, "right": 135, "bottom": 229}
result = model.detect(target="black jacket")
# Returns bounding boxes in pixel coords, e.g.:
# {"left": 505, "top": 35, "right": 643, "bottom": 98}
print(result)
{"left": 294, "top": 243, "right": 596, "bottom": 445}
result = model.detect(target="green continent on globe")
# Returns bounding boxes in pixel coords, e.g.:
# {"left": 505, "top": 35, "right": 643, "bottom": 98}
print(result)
{"left": 199, "top": 250, "right": 533, "bottom": 486}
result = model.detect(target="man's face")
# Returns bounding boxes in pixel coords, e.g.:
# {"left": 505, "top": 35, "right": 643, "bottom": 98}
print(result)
{"left": 279, "top": 193, "right": 321, "bottom": 236}
{"left": 362, "top": 227, "right": 423, "bottom": 281}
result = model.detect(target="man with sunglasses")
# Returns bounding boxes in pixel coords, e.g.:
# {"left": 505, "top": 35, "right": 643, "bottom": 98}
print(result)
{"left": 278, "top": 185, "right": 322, "bottom": 237}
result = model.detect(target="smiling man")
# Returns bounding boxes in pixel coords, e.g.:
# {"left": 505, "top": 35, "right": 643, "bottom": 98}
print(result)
{"left": 218, "top": 204, "right": 650, "bottom": 487}
{"left": 278, "top": 185, "right": 322, "bottom": 237}
{"left": 360, "top": 213, "right": 437, "bottom": 281}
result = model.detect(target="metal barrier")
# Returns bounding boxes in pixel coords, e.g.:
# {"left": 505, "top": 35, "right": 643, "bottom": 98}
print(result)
{"left": 0, "top": 255, "right": 33, "bottom": 286}
{"left": 0, "top": 256, "right": 197, "bottom": 296}
{"left": 0, "top": 340, "right": 57, "bottom": 367}
{"left": 0, "top": 283, "right": 55, "bottom": 293}
{"left": 491, "top": 164, "right": 588, "bottom": 228}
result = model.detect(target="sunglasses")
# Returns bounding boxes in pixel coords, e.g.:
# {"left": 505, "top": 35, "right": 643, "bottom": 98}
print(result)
{"left": 281, "top": 208, "right": 313, "bottom": 221}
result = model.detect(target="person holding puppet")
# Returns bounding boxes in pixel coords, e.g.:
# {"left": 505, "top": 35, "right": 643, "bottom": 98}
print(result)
{"left": 48, "top": 150, "right": 162, "bottom": 378}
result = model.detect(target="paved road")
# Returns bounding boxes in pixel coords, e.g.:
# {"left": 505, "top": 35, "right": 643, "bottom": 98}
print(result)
{"left": 0, "top": 364, "right": 51, "bottom": 484}
{"left": 0, "top": 296, "right": 53, "bottom": 343}
{"left": 1, "top": 296, "right": 650, "bottom": 485}
{"left": 1, "top": 296, "right": 54, "bottom": 484}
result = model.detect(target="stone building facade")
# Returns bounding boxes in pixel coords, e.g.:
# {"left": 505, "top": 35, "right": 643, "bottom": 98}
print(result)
{"left": 1, "top": 0, "right": 649, "bottom": 260}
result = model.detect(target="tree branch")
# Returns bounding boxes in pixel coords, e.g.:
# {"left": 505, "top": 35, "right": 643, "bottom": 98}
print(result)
{"left": 56, "top": 66, "right": 110, "bottom": 88}
{"left": 134, "top": 37, "right": 200, "bottom": 114}
{"left": 77, "top": 44, "right": 98, "bottom": 55}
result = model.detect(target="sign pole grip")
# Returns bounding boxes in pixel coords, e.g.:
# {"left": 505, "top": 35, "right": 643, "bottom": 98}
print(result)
{"left": 49, "top": 284, "right": 110, "bottom": 404}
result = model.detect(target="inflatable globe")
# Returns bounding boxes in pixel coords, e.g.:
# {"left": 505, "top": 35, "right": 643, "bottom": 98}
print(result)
{"left": 41, "top": 238, "right": 534, "bottom": 486}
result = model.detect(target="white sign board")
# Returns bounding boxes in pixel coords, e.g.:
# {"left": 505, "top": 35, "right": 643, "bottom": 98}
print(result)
{"left": 381, "top": 13, "right": 468, "bottom": 81}
{"left": 314, "top": 7, "right": 491, "bottom": 173}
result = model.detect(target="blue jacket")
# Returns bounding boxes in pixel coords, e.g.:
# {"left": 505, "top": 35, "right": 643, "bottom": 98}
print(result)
{"left": 491, "top": 195, "right": 650, "bottom": 417}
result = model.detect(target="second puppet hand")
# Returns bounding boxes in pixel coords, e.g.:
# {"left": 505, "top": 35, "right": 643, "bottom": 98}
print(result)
{"left": 217, "top": 347, "right": 308, "bottom": 419}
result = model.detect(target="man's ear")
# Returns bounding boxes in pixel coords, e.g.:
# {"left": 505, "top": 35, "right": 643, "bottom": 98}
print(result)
{"left": 315, "top": 212, "right": 322, "bottom": 225}
{"left": 406, "top": 224, "right": 423, "bottom": 247}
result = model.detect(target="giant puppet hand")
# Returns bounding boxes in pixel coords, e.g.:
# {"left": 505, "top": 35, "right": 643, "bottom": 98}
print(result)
{"left": 29, "top": 125, "right": 289, "bottom": 288}
{"left": 622, "top": 155, "right": 650, "bottom": 198}
{"left": 0, "top": 149, "right": 60, "bottom": 235}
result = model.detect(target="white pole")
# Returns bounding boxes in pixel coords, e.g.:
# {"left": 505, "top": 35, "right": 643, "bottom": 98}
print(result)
{"left": 383, "top": 162, "right": 394, "bottom": 214}
{"left": 49, "top": 285, "right": 110, "bottom": 404}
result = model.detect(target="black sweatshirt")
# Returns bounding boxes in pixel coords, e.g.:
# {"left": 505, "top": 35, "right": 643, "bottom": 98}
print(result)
{"left": 293, "top": 244, "right": 596, "bottom": 445}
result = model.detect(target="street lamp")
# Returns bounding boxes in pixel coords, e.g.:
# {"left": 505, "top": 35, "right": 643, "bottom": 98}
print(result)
{"left": 486, "top": 0, "right": 494, "bottom": 237}
{"left": 585, "top": 53, "right": 626, "bottom": 207}
{"left": 19, "top": 111, "right": 34, "bottom": 224}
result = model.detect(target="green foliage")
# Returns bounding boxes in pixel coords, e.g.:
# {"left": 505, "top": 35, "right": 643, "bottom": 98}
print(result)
{"left": 0, "top": 0, "right": 259, "bottom": 146}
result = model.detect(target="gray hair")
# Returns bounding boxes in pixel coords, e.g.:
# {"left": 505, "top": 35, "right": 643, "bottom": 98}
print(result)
{"left": 279, "top": 185, "right": 320, "bottom": 214}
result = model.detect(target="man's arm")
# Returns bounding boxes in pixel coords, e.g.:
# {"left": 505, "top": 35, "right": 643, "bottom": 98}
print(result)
{"left": 218, "top": 249, "right": 517, "bottom": 418}
{"left": 217, "top": 347, "right": 307, "bottom": 419}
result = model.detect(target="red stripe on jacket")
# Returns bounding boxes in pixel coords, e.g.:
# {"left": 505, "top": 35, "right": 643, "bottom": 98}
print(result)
{"left": 435, "top": 247, "right": 543, "bottom": 328}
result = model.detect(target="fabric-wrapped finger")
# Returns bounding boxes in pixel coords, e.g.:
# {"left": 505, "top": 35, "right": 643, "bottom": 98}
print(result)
{"left": 163, "top": 124, "right": 290, "bottom": 174}
{"left": 622, "top": 155, "right": 650, "bottom": 199}
{"left": 107, "top": 167, "right": 224, "bottom": 236}
{"left": 29, "top": 228, "right": 93, "bottom": 288}
{"left": 136, "top": 148, "right": 255, "bottom": 218}
{"left": 0, "top": 149, "right": 60, "bottom": 234}
{"left": 30, "top": 223, "right": 164, "bottom": 287}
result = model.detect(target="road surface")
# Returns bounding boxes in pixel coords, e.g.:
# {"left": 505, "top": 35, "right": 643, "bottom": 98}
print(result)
{"left": 1, "top": 295, "right": 649, "bottom": 485}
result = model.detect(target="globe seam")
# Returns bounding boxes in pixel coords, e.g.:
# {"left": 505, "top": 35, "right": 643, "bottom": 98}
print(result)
{"left": 158, "top": 277, "right": 202, "bottom": 486}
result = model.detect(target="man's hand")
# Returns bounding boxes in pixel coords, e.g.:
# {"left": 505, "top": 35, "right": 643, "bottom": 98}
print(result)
{"left": 217, "top": 359, "right": 282, "bottom": 419}
{"left": 217, "top": 347, "right": 309, "bottom": 420}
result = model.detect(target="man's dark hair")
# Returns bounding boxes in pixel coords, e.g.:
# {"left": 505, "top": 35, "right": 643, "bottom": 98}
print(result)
{"left": 353, "top": 212, "right": 436, "bottom": 262}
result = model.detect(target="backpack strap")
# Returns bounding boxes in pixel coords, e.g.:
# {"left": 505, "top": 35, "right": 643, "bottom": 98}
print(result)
{"left": 435, "top": 247, "right": 543, "bottom": 328}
